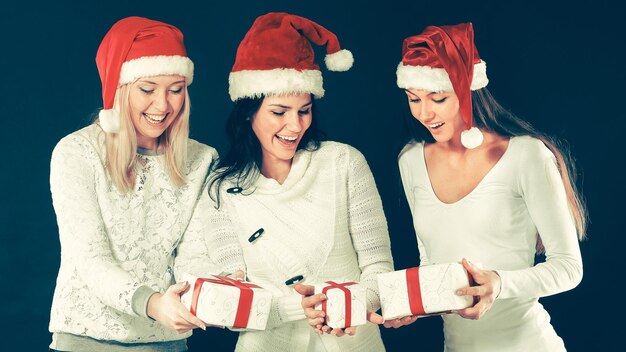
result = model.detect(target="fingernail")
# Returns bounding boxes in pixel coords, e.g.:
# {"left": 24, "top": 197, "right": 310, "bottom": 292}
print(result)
{"left": 456, "top": 290, "right": 463, "bottom": 295}
{"left": 201, "top": 325, "right": 206, "bottom": 331}
{"left": 321, "top": 294, "right": 327, "bottom": 299}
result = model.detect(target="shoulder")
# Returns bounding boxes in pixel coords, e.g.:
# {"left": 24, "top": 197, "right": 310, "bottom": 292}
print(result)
{"left": 52, "top": 125, "right": 104, "bottom": 164}
{"left": 187, "top": 138, "right": 217, "bottom": 158}
{"left": 510, "top": 136, "right": 556, "bottom": 164}
{"left": 398, "top": 140, "right": 423, "bottom": 166}
{"left": 315, "top": 140, "right": 367, "bottom": 164}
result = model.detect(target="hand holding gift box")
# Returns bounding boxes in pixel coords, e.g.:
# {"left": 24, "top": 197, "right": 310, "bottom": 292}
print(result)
{"left": 313, "top": 281, "right": 367, "bottom": 329}
{"left": 377, "top": 263, "right": 475, "bottom": 320}
{"left": 179, "top": 273, "right": 272, "bottom": 330}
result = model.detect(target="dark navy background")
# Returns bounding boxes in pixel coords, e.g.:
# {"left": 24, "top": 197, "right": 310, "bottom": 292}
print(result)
{"left": 1, "top": 0, "right": 622, "bottom": 350}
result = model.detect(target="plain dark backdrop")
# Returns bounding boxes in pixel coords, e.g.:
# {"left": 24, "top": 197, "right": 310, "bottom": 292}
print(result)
{"left": 1, "top": 0, "right": 623, "bottom": 350}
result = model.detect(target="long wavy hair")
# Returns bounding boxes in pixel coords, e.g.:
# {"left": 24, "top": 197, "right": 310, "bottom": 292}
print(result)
{"left": 208, "top": 95, "right": 326, "bottom": 207}
{"left": 400, "top": 88, "right": 587, "bottom": 246}
{"left": 97, "top": 83, "right": 190, "bottom": 193}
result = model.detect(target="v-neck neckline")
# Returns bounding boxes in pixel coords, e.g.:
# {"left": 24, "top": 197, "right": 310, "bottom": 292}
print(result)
{"left": 420, "top": 137, "right": 515, "bottom": 206}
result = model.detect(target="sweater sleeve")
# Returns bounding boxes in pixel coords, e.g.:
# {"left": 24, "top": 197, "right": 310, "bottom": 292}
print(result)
{"left": 346, "top": 147, "right": 395, "bottom": 312}
{"left": 398, "top": 145, "right": 430, "bottom": 266}
{"left": 496, "top": 139, "right": 583, "bottom": 299}
{"left": 174, "top": 187, "right": 246, "bottom": 280}
{"left": 50, "top": 135, "right": 143, "bottom": 316}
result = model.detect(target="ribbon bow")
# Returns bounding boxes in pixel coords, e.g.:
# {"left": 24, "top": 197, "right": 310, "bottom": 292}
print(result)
{"left": 190, "top": 275, "right": 260, "bottom": 329}
{"left": 321, "top": 281, "right": 357, "bottom": 328}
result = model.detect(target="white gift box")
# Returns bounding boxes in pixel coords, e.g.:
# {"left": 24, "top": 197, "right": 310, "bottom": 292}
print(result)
{"left": 314, "top": 281, "right": 367, "bottom": 329}
{"left": 179, "top": 273, "right": 272, "bottom": 330}
{"left": 377, "top": 263, "right": 474, "bottom": 320}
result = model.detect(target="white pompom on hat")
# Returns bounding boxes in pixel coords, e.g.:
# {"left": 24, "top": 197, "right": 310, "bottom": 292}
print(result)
{"left": 95, "top": 16, "right": 194, "bottom": 133}
{"left": 228, "top": 12, "right": 353, "bottom": 101}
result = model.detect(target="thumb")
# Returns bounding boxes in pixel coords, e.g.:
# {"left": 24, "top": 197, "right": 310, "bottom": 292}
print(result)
{"left": 168, "top": 281, "right": 190, "bottom": 295}
{"left": 294, "top": 283, "right": 315, "bottom": 296}
{"left": 367, "top": 311, "right": 385, "bottom": 325}
{"left": 462, "top": 258, "right": 479, "bottom": 275}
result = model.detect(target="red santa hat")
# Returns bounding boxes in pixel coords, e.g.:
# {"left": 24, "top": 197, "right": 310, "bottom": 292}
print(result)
{"left": 228, "top": 12, "right": 353, "bottom": 101}
{"left": 96, "top": 16, "right": 194, "bottom": 133}
{"left": 396, "top": 23, "right": 488, "bottom": 149}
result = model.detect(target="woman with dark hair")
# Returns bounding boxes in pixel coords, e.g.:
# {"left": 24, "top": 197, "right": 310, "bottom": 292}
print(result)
{"left": 388, "top": 23, "right": 586, "bottom": 351}
{"left": 175, "top": 12, "right": 393, "bottom": 352}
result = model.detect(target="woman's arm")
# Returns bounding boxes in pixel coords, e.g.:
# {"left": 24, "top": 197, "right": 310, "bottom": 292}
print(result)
{"left": 496, "top": 139, "right": 583, "bottom": 299}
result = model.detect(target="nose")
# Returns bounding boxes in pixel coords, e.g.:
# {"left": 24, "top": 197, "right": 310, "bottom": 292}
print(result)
{"left": 420, "top": 103, "right": 435, "bottom": 122}
{"left": 152, "top": 90, "right": 168, "bottom": 112}
{"left": 285, "top": 111, "right": 303, "bottom": 133}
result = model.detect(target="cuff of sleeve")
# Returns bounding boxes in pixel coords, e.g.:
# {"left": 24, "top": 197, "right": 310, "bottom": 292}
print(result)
{"left": 365, "top": 287, "right": 381, "bottom": 313}
{"left": 277, "top": 294, "right": 306, "bottom": 323}
{"left": 494, "top": 270, "right": 507, "bottom": 300}
{"left": 132, "top": 285, "right": 158, "bottom": 319}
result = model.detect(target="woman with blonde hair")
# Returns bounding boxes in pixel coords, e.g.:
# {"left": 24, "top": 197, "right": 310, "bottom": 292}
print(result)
{"left": 49, "top": 16, "right": 243, "bottom": 351}
{"left": 389, "top": 22, "right": 586, "bottom": 351}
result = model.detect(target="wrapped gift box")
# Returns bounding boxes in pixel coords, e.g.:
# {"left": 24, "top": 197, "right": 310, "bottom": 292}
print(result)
{"left": 377, "top": 263, "right": 474, "bottom": 320}
{"left": 314, "top": 281, "right": 367, "bottom": 329}
{"left": 179, "top": 273, "right": 272, "bottom": 330}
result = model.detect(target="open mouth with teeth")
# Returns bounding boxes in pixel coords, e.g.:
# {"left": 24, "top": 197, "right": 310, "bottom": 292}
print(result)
{"left": 275, "top": 134, "right": 299, "bottom": 145}
{"left": 143, "top": 112, "right": 169, "bottom": 125}
{"left": 429, "top": 122, "right": 445, "bottom": 129}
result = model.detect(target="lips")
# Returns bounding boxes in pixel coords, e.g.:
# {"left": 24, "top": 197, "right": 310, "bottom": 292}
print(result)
{"left": 275, "top": 134, "right": 299, "bottom": 148}
{"left": 143, "top": 112, "right": 168, "bottom": 125}
{"left": 429, "top": 122, "right": 445, "bottom": 129}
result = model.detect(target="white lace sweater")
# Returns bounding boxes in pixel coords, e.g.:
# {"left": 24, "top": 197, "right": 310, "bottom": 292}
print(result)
{"left": 175, "top": 141, "right": 394, "bottom": 352}
{"left": 49, "top": 124, "right": 244, "bottom": 344}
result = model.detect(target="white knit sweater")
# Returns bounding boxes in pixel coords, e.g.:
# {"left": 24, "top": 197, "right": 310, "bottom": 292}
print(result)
{"left": 49, "top": 124, "right": 244, "bottom": 345}
{"left": 399, "top": 136, "right": 583, "bottom": 352}
{"left": 175, "top": 141, "right": 394, "bottom": 352}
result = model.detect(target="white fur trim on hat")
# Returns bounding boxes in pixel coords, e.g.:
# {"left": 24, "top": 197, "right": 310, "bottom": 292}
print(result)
{"left": 461, "top": 127, "right": 484, "bottom": 149}
{"left": 396, "top": 60, "right": 488, "bottom": 92}
{"left": 119, "top": 55, "right": 194, "bottom": 86}
{"left": 99, "top": 108, "right": 121, "bottom": 133}
{"left": 228, "top": 68, "right": 324, "bottom": 101}
{"left": 325, "top": 49, "right": 353, "bottom": 72}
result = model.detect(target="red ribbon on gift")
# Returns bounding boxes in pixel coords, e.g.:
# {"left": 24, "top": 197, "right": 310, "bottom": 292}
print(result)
{"left": 406, "top": 265, "right": 476, "bottom": 316}
{"left": 406, "top": 267, "right": 425, "bottom": 316}
{"left": 190, "top": 275, "right": 260, "bottom": 329}
{"left": 321, "top": 281, "right": 357, "bottom": 328}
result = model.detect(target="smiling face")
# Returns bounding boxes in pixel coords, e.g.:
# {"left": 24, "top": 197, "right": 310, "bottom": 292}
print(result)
{"left": 405, "top": 88, "right": 466, "bottom": 145}
{"left": 128, "top": 75, "right": 186, "bottom": 149}
{"left": 251, "top": 93, "right": 313, "bottom": 166}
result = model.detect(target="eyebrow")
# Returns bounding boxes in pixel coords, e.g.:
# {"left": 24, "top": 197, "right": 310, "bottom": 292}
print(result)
{"left": 269, "top": 101, "right": 313, "bottom": 109}
{"left": 404, "top": 89, "right": 439, "bottom": 96}
{"left": 139, "top": 80, "right": 186, "bottom": 85}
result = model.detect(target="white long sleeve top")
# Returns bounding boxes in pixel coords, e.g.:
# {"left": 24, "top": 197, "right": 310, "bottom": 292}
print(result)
{"left": 175, "top": 141, "right": 394, "bottom": 352}
{"left": 399, "top": 136, "right": 583, "bottom": 352}
{"left": 48, "top": 124, "right": 244, "bottom": 347}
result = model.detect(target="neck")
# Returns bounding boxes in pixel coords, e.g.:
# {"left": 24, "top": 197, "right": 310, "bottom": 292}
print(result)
{"left": 137, "top": 135, "right": 158, "bottom": 150}
{"left": 261, "top": 156, "right": 293, "bottom": 185}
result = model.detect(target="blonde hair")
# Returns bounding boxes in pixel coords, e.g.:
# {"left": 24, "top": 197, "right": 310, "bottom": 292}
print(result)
{"left": 97, "top": 83, "right": 190, "bottom": 193}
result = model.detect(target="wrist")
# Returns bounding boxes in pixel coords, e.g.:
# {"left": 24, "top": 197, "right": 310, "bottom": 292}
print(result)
{"left": 146, "top": 292, "right": 163, "bottom": 320}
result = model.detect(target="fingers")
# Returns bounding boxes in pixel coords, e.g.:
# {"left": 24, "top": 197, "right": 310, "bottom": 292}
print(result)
{"left": 456, "top": 300, "right": 488, "bottom": 320}
{"left": 229, "top": 270, "right": 245, "bottom": 280}
{"left": 366, "top": 311, "right": 385, "bottom": 325}
{"left": 305, "top": 307, "right": 326, "bottom": 327}
{"left": 179, "top": 307, "right": 207, "bottom": 331}
{"left": 294, "top": 283, "right": 315, "bottom": 296}
{"left": 301, "top": 293, "right": 327, "bottom": 309}
{"left": 382, "top": 315, "right": 418, "bottom": 328}
{"left": 343, "top": 326, "right": 357, "bottom": 336}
